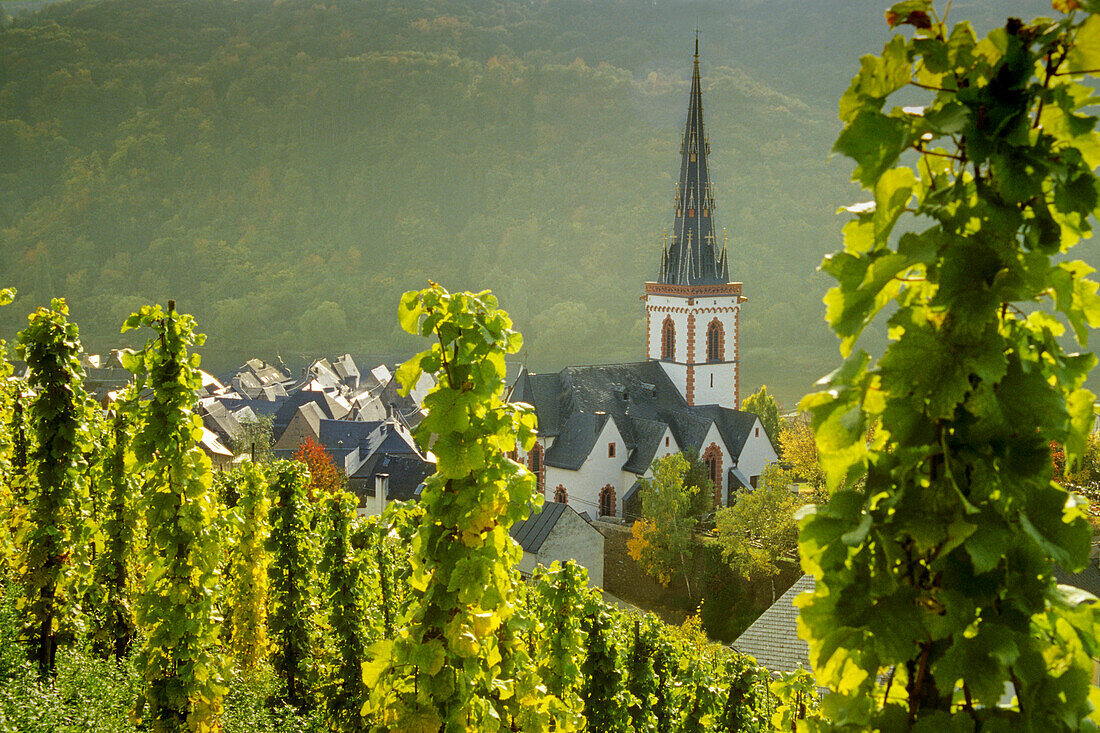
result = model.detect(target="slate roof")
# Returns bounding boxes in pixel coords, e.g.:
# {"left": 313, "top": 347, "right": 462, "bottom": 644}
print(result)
{"left": 199, "top": 399, "right": 241, "bottom": 442}
{"left": 1054, "top": 546, "right": 1100, "bottom": 597}
{"left": 272, "top": 389, "right": 350, "bottom": 440}
{"left": 509, "top": 501, "right": 568, "bottom": 554}
{"left": 510, "top": 360, "right": 760, "bottom": 474}
{"left": 353, "top": 452, "right": 433, "bottom": 503}
{"left": 732, "top": 575, "right": 815, "bottom": 674}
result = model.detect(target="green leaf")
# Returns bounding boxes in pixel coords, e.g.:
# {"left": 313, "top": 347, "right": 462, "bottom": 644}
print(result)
{"left": 834, "top": 111, "right": 911, "bottom": 187}
{"left": 1066, "top": 14, "right": 1100, "bottom": 74}
{"left": 839, "top": 36, "right": 913, "bottom": 123}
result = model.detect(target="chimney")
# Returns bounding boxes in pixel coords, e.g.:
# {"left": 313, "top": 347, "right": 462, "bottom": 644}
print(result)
{"left": 375, "top": 473, "right": 389, "bottom": 516}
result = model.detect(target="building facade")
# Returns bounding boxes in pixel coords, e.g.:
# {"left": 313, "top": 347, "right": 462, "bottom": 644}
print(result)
{"left": 646, "top": 37, "right": 744, "bottom": 410}
{"left": 509, "top": 42, "right": 776, "bottom": 520}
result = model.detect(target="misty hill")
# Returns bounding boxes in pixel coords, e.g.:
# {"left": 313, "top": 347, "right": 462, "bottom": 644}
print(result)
{"left": 0, "top": 0, "right": 1068, "bottom": 405}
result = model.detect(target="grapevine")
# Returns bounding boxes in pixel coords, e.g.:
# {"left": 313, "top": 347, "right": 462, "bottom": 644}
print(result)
{"left": 123, "top": 301, "right": 226, "bottom": 731}
{"left": 799, "top": 2, "right": 1100, "bottom": 728}
{"left": 15, "top": 298, "right": 92, "bottom": 679}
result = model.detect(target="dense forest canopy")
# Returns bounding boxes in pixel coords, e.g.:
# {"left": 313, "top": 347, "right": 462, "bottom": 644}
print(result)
{"left": 0, "top": 0, "right": 1066, "bottom": 404}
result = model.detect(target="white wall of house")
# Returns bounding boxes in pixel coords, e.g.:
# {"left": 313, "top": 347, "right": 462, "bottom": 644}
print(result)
{"left": 736, "top": 417, "right": 779, "bottom": 487}
{"left": 569, "top": 417, "right": 626, "bottom": 518}
{"left": 515, "top": 513, "right": 605, "bottom": 590}
{"left": 539, "top": 512, "right": 605, "bottom": 589}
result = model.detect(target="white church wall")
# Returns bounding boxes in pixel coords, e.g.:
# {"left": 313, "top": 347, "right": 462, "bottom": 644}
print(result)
{"left": 736, "top": 417, "right": 778, "bottom": 486}
{"left": 646, "top": 294, "right": 691, "bottom": 363}
{"left": 543, "top": 418, "right": 625, "bottom": 518}
{"left": 658, "top": 361, "right": 689, "bottom": 403}
{"left": 690, "top": 303, "right": 740, "bottom": 409}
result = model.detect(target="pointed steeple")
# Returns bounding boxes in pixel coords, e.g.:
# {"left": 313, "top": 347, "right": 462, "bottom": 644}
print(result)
{"left": 658, "top": 39, "right": 729, "bottom": 286}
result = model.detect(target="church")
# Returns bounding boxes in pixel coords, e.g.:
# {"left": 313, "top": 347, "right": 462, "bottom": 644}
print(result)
{"left": 509, "top": 42, "right": 777, "bottom": 520}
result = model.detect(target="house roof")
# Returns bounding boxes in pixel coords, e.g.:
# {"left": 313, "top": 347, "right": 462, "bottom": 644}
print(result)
{"left": 509, "top": 501, "right": 568, "bottom": 554}
{"left": 732, "top": 574, "right": 815, "bottom": 674}
{"left": 510, "top": 360, "right": 760, "bottom": 474}
{"left": 353, "top": 452, "right": 433, "bottom": 503}
{"left": 729, "top": 466, "right": 752, "bottom": 492}
{"left": 1054, "top": 547, "right": 1100, "bottom": 597}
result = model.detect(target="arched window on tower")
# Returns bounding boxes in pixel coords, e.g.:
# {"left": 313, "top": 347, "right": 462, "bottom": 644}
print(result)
{"left": 706, "top": 319, "right": 724, "bottom": 362}
{"left": 661, "top": 317, "right": 675, "bottom": 361}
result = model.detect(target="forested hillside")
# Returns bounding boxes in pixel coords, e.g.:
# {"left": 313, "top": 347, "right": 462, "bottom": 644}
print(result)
{"left": 0, "top": 0, "right": 1061, "bottom": 403}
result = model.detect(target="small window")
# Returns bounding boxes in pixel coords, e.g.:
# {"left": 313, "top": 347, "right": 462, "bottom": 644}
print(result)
{"left": 710, "top": 373, "right": 714, "bottom": 388}
{"left": 750, "top": 475, "right": 759, "bottom": 489}
{"left": 665, "top": 436, "right": 670, "bottom": 447}
{"left": 755, "top": 427, "right": 759, "bottom": 438}
{"left": 554, "top": 486, "right": 567, "bottom": 504}
{"left": 608, "top": 443, "right": 616, "bottom": 458}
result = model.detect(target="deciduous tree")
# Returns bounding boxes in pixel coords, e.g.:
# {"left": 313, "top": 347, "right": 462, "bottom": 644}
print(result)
{"left": 626, "top": 453, "right": 699, "bottom": 597}
{"left": 741, "top": 385, "right": 781, "bottom": 448}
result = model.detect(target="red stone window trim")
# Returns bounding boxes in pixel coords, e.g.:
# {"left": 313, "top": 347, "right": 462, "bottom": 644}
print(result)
{"left": 554, "top": 485, "right": 568, "bottom": 504}
{"left": 706, "top": 318, "right": 725, "bottom": 362}
{"left": 528, "top": 443, "right": 545, "bottom": 497}
{"left": 702, "top": 442, "right": 723, "bottom": 509}
{"left": 661, "top": 316, "right": 675, "bottom": 361}
{"left": 599, "top": 484, "right": 616, "bottom": 517}
{"left": 608, "top": 442, "right": 616, "bottom": 458}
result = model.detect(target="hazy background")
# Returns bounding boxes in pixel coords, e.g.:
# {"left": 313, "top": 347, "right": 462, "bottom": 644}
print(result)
{"left": 0, "top": 0, "right": 1071, "bottom": 406}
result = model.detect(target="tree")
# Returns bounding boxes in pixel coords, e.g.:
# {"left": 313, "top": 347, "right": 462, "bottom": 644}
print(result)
{"left": 798, "top": 3, "right": 1100, "bottom": 727}
{"left": 292, "top": 436, "right": 345, "bottom": 501}
{"left": 741, "top": 385, "right": 780, "bottom": 449}
{"left": 777, "top": 415, "right": 826, "bottom": 500}
{"left": 682, "top": 450, "right": 716, "bottom": 519}
{"left": 715, "top": 463, "right": 798, "bottom": 601}
{"left": 626, "top": 453, "right": 699, "bottom": 597}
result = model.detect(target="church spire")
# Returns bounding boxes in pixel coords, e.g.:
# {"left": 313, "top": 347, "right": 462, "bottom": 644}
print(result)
{"left": 658, "top": 39, "right": 729, "bottom": 286}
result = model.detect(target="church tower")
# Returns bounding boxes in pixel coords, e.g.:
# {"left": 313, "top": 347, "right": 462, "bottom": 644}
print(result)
{"left": 645, "top": 39, "right": 744, "bottom": 409}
